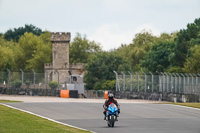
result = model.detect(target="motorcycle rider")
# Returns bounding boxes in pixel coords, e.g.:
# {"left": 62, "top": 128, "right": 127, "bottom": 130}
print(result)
{"left": 103, "top": 93, "right": 120, "bottom": 120}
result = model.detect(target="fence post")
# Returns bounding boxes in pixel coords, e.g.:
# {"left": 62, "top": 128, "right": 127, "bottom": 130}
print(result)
{"left": 185, "top": 73, "right": 190, "bottom": 94}
{"left": 121, "top": 71, "right": 125, "bottom": 91}
{"left": 142, "top": 71, "right": 147, "bottom": 92}
{"left": 128, "top": 71, "right": 132, "bottom": 91}
{"left": 176, "top": 73, "right": 181, "bottom": 93}
{"left": 45, "top": 70, "right": 48, "bottom": 89}
{"left": 19, "top": 69, "right": 24, "bottom": 86}
{"left": 164, "top": 72, "right": 169, "bottom": 92}
{"left": 193, "top": 74, "right": 198, "bottom": 94}
{"left": 172, "top": 73, "right": 177, "bottom": 93}
{"left": 113, "top": 71, "right": 120, "bottom": 91}
{"left": 149, "top": 72, "right": 154, "bottom": 92}
{"left": 136, "top": 72, "right": 139, "bottom": 92}
{"left": 181, "top": 73, "right": 185, "bottom": 94}
{"left": 31, "top": 69, "right": 36, "bottom": 89}
{"left": 168, "top": 73, "right": 172, "bottom": 93}
{"left": 7, "top": 69, "right": 11, "bottom": 89}
{"left": 198, "top": 74, "right": 200, "bottom": 95}
{"left": 189, "top": 73, "right": 194, "bottom": 93}
{"left": 56, "top": 70, "right": 60, "bottom": 90}
{"left": 161, "top": 72, "right": 165, "bottom": 93}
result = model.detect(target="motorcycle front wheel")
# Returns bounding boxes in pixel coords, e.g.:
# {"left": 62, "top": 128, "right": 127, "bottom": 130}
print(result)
{"left": 111, "top": 115, "right": 115, "bottom": 127}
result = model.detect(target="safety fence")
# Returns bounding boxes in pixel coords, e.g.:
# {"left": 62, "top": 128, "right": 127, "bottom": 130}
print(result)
{"left": 114, "top": 71, "right": 200, "bottom": 95}
{"left": 0, "top": 71, "right": 47, "bottom": 89}
{"left": 1, "top": 70, "right": 200, "bottom": 102}
{"left": 82, "top": 90, "right": 200, "bottom": 102}
{"left": 0, "top": 70, "right": 83, "bottom": 90}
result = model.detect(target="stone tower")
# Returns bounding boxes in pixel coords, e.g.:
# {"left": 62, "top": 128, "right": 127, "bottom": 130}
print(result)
{"left": 51, "top": 32, "right": 70, "bottom": 69}
{"left": 44, "top": 32, "right": 85, "bottom": 85}
{"left": 45, "top": 32, "right": 71, "bottom": 83}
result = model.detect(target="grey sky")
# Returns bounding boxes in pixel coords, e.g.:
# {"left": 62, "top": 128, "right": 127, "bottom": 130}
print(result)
{"left": 0, "top": 0, "right": 200, "bottom": 50}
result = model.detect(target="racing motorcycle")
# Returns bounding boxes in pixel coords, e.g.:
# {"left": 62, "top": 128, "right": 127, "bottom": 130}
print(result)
{"left": 106, "top": 103, "right": 119, "bottom": 127}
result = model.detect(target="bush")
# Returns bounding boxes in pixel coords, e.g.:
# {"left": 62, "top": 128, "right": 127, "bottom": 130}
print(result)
{"left": 101, "top": 80, "right": 116, "bottom": 90}
{"left": 167, "top": 66, "right": 183, "bottom": 73}
{"left": 48, "top": 81, "right": 58, "bottom": 89}
{"left": 12, "top": 80, "right": 22, "bottom": 88}
{"left": 94, "top": 80, "right": 116, "bottom": 90}
{"left": 25, "top": 80, "right": 32, "bottom": 88}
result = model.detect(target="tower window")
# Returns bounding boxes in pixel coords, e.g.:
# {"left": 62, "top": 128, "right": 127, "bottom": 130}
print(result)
{"left": 72, "top": 76, "right": 77, "bottom": 81}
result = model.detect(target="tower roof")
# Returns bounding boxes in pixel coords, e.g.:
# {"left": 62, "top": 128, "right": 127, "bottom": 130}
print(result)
{"left": 51, "top": 32, "right": 71, "bottom": 43}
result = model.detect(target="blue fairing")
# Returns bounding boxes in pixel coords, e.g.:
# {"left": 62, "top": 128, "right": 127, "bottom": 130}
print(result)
{"left": 107, "top": 103, "right": 118, "bottom": 115}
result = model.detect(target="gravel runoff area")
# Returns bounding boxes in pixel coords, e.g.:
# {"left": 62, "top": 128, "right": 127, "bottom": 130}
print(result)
{"left": 0, "top": 94, "right": 167, "bottom": 103}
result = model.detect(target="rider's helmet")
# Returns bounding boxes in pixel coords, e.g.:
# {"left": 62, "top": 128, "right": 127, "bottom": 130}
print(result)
{"left": 108, "top": 93, "right": 114, "bottom": 100}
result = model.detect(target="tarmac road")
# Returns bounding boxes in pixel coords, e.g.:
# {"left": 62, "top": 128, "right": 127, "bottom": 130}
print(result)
{"left": 5, "top": 102, "right": 200, "bottom": 133}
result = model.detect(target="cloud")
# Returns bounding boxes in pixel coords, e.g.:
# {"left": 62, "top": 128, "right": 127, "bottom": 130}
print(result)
{"left": 88, "top": 23, "right": 161, "bottom": 51}
{"left": 88, "top": 24, "right": 133, "bottom": 51}
{"left": 135, "top": 24, "right": 161, "bottom": 36}
{"left": 102, "top": 0, "right": 127, "bottom": 13}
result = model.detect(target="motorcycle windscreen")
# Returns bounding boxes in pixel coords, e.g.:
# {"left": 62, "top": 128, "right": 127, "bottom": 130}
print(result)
{"left": 108, "top": 103, "right": 117, "bottom": 112}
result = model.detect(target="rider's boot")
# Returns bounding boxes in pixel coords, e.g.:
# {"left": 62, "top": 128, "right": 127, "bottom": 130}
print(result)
{"left": 104, "top": 115, "right": 106, "bottom": 120}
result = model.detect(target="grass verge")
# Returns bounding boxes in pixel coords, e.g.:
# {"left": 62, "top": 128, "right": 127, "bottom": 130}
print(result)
{"left": 0, "top": 100, "right": 22, "bottom": 103}
{"left": 0, "top": 104, "right": 91, "bottom": 133}
{"left": 171, "top": 103, "right": 200, "bottom": 109}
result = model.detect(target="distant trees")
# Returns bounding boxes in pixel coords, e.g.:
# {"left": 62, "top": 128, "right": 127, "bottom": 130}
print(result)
{"left": 141, "top": 41, "right": 175, "bottom": 72}
{"left": 84, "top": 52, "right": 130, "bottom": 90}
{"left": 171, "top": 18, "right": 200, "bottom": 67}
{"left": 0, "top": 26, "right": 51, "bottom": 72}
{"left": 4, "top": 24, "right": 43, "bottom": 42}
{"left": 17, "top": 32, "right": 52, "bottom": 72}
{"left": 0, "top": 36, "right": 16, "bottom": 71}
{"left": 0, "top": 18, "right": 200, "bottom": 90}
{"left": 69, "top": 33, "right": 102, "bottom": 63}
{"left": 184, "top": 45, "right": 200, "bottom": 73}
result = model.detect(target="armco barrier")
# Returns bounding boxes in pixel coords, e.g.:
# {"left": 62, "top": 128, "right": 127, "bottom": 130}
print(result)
{"left": 60, "top": 90, "right": 78, "bottom": 98}
{"left": 0, "top": 87, "right": 60, "bottom": 97}
{"left": 60, "top": 90, "right": 70, "bottom": 98}
{"left": 0, "top": 87, "right": 78, "bottom": 98}
{"left": 104, "top": 91, "right": 108, "bottom": 99}
{"left": 69, "top": 90, "right": 78, "bottom": 98}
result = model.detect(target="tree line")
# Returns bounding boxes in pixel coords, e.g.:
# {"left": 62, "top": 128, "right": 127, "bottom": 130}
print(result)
{"left": 0, "top": 18, "right": 200, "bottom": 90}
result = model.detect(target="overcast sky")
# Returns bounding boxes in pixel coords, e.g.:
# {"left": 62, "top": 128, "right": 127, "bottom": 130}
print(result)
{"left": 0, "top": 0, "right": 200, "bottom": 50}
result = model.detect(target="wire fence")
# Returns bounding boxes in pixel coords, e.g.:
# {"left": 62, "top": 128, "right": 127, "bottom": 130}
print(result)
{"left": 1, "top": 70, "right": 200, "bottom": 100}
{"left": 0, "top": 71, "right": 46, "bottom": 89}
{"left": 114, "top": 71, "right": 200, "bottom": 95}
{"left": 0, "top": 70, "right": 84, "bottom": 90}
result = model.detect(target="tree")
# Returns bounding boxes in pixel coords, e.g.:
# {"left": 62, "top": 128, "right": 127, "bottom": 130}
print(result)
{"left": 0, "top": 46, "right": 15, "bottom": 72}
{"left": 26, "top": 32, "right": 52, "bottom": 72}
{"left": 84, "top": 52, "right": 130, "bottom": 90}
{"left": 171, "top": 18, "right": 200, "bottom": 67}
{"left": 184, "top": 45, "right": 200, "bottom": 73}
{"left": 125, "top": 30, "right": 158, "bottom": 71}
{"left": 142, "top": 41, "right": 175, "bottom": 72}
{"left": 133, "top": 30, "right": 158, "bottom": 50}
{"left": 0, "top": 36, "right": 16, "bottom": 71}
{"left": 4, "top": 24, "right": 43, "bottom": 42}
{"left": 14, "top": 32, "right": 52, "bottom": 72}
{"left": 69, "top": 33, "right": 102, "bottom": 63}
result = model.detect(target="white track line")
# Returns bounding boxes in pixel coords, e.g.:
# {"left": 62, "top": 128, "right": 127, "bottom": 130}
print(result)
{"left": 1, "top": 103, "right": 96, "bottom": 133}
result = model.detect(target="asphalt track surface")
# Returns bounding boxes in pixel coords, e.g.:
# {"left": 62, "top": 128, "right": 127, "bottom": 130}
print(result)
{"left": 5, "top": 102, "right": 200, "bottom": 133}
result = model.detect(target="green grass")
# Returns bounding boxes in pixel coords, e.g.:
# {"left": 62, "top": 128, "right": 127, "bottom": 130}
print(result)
{"left": 171, "top": 103, "right": 200, "bottom": 109}
{"left": 0, "top": 100, "right": 22, "bottom": 103}
{"left": 156, "top": 102, "right": 200, "bottom": 109}
{"left": 0, "top": 104, "right": 91, "bottom": 133}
